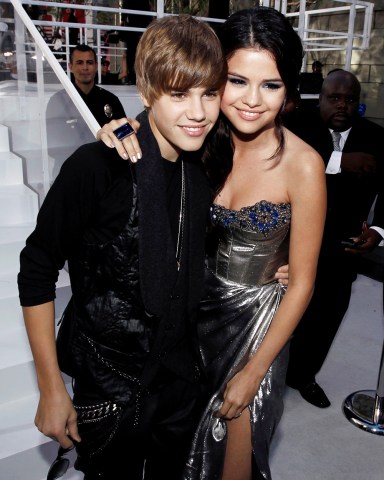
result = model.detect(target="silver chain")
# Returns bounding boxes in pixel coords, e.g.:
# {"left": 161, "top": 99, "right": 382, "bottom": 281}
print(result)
{"left": 175, "top": 160, "right": 185, "bottom": 271}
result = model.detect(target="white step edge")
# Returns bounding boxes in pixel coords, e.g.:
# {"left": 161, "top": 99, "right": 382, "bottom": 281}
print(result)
{"left": 0, "top": 185, "right": 39, "bottom": 225}
{"left": 0, "top": 124, "right": 10, "bottom": 152}
{"left": 0, "top": 151, "right": 24, "bottom": 185}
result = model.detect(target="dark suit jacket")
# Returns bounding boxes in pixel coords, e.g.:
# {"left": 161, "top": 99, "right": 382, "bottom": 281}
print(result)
{"left": 298, "top": 72, "right": 323, "bottom": 94}
{"left": 286, "top": 111, "right": 384, "bottom": 252}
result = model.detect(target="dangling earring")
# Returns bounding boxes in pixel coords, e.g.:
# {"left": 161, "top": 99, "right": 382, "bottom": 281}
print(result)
{"left": 280, "top": 96, "right": 287, "bottom": 114}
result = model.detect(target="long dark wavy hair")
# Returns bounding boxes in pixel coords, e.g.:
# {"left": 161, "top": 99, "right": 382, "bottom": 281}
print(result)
{"left": 204, "top": 7, "right": 304, "bottom": 195}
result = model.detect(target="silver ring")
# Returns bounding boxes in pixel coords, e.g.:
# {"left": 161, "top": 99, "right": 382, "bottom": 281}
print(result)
{"left": 113, "top": 122, "right": 135, "bottom": 141}
{"left": 234, "top": 411, "right": 242, "bottom": 418}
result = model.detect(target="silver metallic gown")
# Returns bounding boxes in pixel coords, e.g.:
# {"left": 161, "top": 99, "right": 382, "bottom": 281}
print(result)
{"left": 184, "top": 200, "right": 291, "bottom": 480}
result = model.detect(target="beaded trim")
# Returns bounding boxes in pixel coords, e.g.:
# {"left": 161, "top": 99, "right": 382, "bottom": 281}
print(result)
{"left": 211, "top": 200, "right": 291, "bottom": 237}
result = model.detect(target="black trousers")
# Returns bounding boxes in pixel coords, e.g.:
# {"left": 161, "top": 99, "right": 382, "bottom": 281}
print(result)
{"left": 73, "top": 374, "right": 206, "bottom": 480}
{"left": 286, "top": 251, "right": 357, "bottom": 388}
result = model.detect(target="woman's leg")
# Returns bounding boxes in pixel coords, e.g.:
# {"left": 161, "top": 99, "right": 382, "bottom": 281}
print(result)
{"left": 221, "top": 409, "right": 252, "bottom": 480}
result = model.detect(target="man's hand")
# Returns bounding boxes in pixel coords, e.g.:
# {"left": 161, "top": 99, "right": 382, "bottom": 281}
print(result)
{"left": 341, "top": 152, "right": 376, "bottom": 176}
{"left": 97, "top": 118, "right": 142, "bottom": 162}
{"left": 344, "top": 227, "right": 382, "bottom": 254}
{"left": 35, "top": 389, "right": 80, "bottom": 449}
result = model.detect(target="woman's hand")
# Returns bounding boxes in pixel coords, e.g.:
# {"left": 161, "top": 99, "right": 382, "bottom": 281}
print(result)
{"left": 218, "top": 368, "right": 262, "bottom": 420}
{"left": 275, "top": 263, "right": 289, "bottom": 286}
{"left": 96, "top": 118, "right": 142, "bottom": 162}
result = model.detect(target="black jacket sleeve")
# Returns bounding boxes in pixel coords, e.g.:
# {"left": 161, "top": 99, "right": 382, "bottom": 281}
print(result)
{"left": 18, "top": 142, "right": 130, "bottom": 306}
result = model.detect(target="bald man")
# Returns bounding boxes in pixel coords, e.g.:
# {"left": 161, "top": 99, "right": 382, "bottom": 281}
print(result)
{"left": 285, "top": 70, "right": 384, "bottom": 407}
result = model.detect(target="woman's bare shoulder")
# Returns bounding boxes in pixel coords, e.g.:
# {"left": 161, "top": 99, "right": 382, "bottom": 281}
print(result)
{"left": 283, "top": 128, "right": 323, "bottom": 171}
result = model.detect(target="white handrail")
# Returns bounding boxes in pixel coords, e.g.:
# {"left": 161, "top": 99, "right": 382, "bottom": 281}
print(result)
{"left": 10, "top": 0, "right": 101, "bottom": 136}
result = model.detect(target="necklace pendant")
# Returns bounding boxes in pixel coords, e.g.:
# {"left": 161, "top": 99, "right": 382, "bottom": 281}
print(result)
{"left": 175, "top": 160, "right": 185, "bottom": 273}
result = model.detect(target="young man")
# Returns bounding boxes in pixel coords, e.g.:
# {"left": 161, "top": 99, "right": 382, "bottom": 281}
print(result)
{"left": 18, "top": 16, "right": 226, "bottom": 480}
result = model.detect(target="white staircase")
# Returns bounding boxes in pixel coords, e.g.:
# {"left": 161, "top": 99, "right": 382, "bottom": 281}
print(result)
{"left": 0, "top": 123, "right": 78, "bottom": 479}
{"left": 0, "top": 81, "right": 143, "bottom": 478}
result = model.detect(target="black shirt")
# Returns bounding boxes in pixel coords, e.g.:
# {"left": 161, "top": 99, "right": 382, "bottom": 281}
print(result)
{"left": 74, "top": 83, "right": 126, "bottom": 127}
{"left": 100, "top": 72, "right": 121, "bottom": 85}
{"left": 18, "top": 148, "right": 184, "bottom": 307}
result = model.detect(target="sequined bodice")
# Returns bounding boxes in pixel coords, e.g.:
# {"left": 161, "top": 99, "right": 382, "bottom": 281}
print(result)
{"left": 207, "top": 200, "right": 291, "bottom": 286}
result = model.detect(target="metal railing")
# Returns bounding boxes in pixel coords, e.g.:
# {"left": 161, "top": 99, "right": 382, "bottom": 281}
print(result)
{"left": 1, "top": 1, "right": 375, "bottom": 78}
{"left": 0, "top": 0, "right": 375, "bottom": 195}
{"left": 283, "top": 0, "right": 374, "bottom": 72}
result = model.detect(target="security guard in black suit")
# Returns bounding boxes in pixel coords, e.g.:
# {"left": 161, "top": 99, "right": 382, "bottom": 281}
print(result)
{"left": 46, "top": 44, "right": 126, "bottom": 180}
{"left": 285, "top": 70, "right": 384, "bottom": 408}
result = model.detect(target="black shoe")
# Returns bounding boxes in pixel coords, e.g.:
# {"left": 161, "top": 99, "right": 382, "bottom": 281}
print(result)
{"left": 298, "top": 382, "right": 331, "bottom": 408}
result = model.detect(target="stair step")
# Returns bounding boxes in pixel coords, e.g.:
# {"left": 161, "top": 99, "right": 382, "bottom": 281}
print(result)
{"left": 0, "top": 384, "right": 74, "bottom": 445}
{"left": 0, "top": 266, "right": 72, "bottom": 405}
{"left": 0, "top": 387, "right": 76, "bottom": 480}
{"left": 0, "top": 224, "right": 35, "bottom": 245}
{"left": 0, "top": 150, "right": 24, "bottom": 185}
{"left": 0, "top": 394, "right": 49, "bottom": 462}
{"left": 0, "top": 326, "right": 32, "bottom": 371}
{"left": 0, "top": 185, "right": 39, "bottom": 225}
{"left": 0, "top": 360, "right": 39, "bottom": 405}
{"left": 0, "top": 260, "right": 70, "bottom": 298}
{"left": 0, "top": 240, "right": 26, "bottom": 274}
{"left": 0, "top": 281, "right": 72, "bottom": 331}
{"left": 0, "top": 273, "right": 18, "bottom": 302}
{"left": 0, "top": 442, "right": 82, "bottom": 480}
{"left": 0, "top": 296, "right": 25, "bottom": 328}
{"left": 0, "top": 123, "right": 10, "bottom": 152}
{"left": 0, "top": 268, "right": 71, "bottom": 329}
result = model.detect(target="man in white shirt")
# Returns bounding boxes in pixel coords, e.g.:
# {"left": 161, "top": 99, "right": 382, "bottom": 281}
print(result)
{"left": 285, "top": 70, "right": 384, "bottom": 408}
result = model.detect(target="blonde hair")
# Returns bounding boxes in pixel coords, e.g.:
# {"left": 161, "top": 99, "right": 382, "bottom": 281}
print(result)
{"left": 135, "top": 15, "right": 227, "bottom": 104}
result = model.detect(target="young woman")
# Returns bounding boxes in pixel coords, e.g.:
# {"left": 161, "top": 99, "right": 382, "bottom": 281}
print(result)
{"left": 98, "top": 8, "right": 326, "bottom": 479}
{"left": 182, "top": 8, "right": 326, "bottom": 480}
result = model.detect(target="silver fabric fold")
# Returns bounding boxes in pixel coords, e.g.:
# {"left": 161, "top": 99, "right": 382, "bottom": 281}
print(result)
{"left": 184, "top": 201, "right": 291, "bottom": 480}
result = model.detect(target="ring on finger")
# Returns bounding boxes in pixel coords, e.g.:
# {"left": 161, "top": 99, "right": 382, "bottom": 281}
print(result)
{"left": 234, "top": 411, "right": 242, "bottom": 418}
{"left": 113, "top": 122, "right": 135, "bottom": 141}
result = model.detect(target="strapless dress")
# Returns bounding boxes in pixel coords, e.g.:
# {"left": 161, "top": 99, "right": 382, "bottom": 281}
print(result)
{"left": 184, "top": 200, "right": 291, "bottom": 480}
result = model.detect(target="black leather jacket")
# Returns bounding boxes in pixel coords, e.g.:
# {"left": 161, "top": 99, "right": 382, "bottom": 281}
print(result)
{"left": 54, "top": 112, "right": 212, "bottom": 405}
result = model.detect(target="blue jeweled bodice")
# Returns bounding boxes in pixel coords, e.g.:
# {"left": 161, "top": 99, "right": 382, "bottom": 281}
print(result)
{"left": 210, "top": 200, "right": 291, "bottom": 237}
{"left": 207, "top": 200, "right": 291, "bottom": 286}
